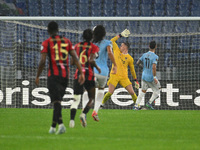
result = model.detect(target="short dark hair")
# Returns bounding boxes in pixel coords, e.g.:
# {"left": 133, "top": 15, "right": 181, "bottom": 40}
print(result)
{"left": 83, "top": 28, "right": 93, "bottom": 42}
{"left": 93, "top": 25, "right": 106, "bottom": 43}
{"left": 149, "top": 41, "right": 156, "bottom": 49}
{"left": 123, "top": 41, "right": 130, "bottom": 49}
{"left": 48, "top": 21, "right": 58, "bottom": 34}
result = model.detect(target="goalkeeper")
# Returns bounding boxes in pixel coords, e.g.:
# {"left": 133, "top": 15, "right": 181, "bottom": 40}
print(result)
{"left": 101, "top": 29, "right": 140, "bottom": 107}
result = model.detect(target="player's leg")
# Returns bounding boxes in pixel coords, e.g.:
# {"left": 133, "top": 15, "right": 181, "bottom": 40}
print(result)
{"left": 134, "top": 80, "right": 148, "bottom": 110}
{"left": 80, "top": 80, "right": 95, "bottom": 127}
{"left": 120, "top": 78, "right": 137, "bottom": 103}
{"left": 102, "top": 74, "right": 118, "bottom": 105}
{"left": 70, "top": 79, "right": 83, "bottom": 128}
{"left": 82, "top": 91, "right": 89, "bottom": 109}
{"left": 48, "top": 76, "right": 66, "bottom": 134}
{"left": 146, "top": 80, "right": 161, "bottom": 110}
{"left": 92, "top": 74, "right": 107, "bottom": 120}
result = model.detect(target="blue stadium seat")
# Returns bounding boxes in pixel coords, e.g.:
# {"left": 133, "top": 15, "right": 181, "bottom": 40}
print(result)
{"left": 163, "top": 21, "right": 175, "bottom": 33}
{"left": 78, "top": 21, "right": 90, "bottom": 31}
{"left": 165, "top": 37, "right": 172, "bottom": 49}
{"left": 175, "top": 22, "right": 186, "bottom": 33}
{"left": 191, "top": 10, "right": 200, "bottom": 16}
{"left": 79, "top": 4, "right": 90, "bottom": 16}
{"left": 66, "top": 21, "right": 78, "bottom": 30}
{"left": 179, "top": 10, "right": 189, "bottom": 16}
{"left": 141, "top": 4, "right": 152, "bottom": 16}
{"left": 141, "top": 0, "right": 153, "bottom": 4}
{"left": 166, "top": 0, "right": 178, "bottom": 5}
{"left": 5, "top": 0, "right": 14, "bottom": 3}
{"left": 15, "top": 0, "right": 27, "bottom": 15}
{"left": 41, "top": 0, "right": 52, "bottom": 16}
{"left": 178, "top": 36, "right": 191, "bottom": 50}
{"left": 115, "top": 22, "right": 127, "bottom": 32}
{"left": 79, "top": 0, "right": 89, "bottom": 3}
{"left": 91, "top": 9, "right": 102, "bottom": 16}
{"left": 187, "top": 21, "right": 199, "bottom": 32}
{"left": 116, "top": 9, "right": 127, "bottom": 16}
{"left": 153, "top": 37, "right": 165, "bottom": 49}
{"left": 139, "top": 21, "right": 151, "bottom": 33}
{"left": 154, "top": 0, "right": 165, "bottom": 4}
{"left": 179, "top": 0, "right": 191, "bottom": 5}
{"left": 190, "top": 53, "right": 200, "bottom": 61}
{"left": 103, "top": 9, "right": 114, "bottom": 16}
{"left": 104, "top": 0, "right": 114, "bottom": 4}
{"left": 127, "top": 21, "right": 139, "bottom": 34}
{"left": 141, "top": 37, "right": 153, "bottom": 49}
{"left": 191, "top": 35, "right": 200, "bottom": 50}
{"left": 128, "top": 37, "right": 140, "bottom": 49}
{"left": 164, "top": 53, "right": 172, "bottom": 68}
{"left": 151, "top": 22, "right": 163, "bottom": 33}
{"left": 129, "top": 0, "right": 140, "bottom": 5}
{"left": 154, "top": 9, "right": 165, "bottom": 16}
{"left": 54, "top": 1, "right": 64, "bottom": 16}
{"left": 166, "top": 4, "right": 177, "bottom": 16}
{"left": 28, "top": 1, "right": 39, "bottom": 16}
{"left": 104, "top": 21, "right": 114, "bottom": 31}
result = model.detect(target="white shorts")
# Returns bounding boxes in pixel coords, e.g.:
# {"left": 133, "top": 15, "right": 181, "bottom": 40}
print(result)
{"left": 95, "top": 73, "right": 108, "bottom": 88}
{"left": 141, "top": 80, "right": 161, "bottom": 92}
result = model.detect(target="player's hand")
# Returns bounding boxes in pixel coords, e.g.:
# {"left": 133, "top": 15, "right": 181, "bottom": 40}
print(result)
{"left": 134, "top": 79, "right": 140, "bottom": 89}
{"left": 78, "top": 73, "right": 85, "bottom": 85}
{"left": 35, "top": 77, "right": 39, "bottom": 86}
{"left": 111, "top": 65, "right": 117, "bottom": 74}
{"left": 154, "top": 78, "right": 158, "bottom": 84}
{"left": 120, "top": 29, "right": 130, "bottom": 37}
{"left": 96, "top": 66, "right": 101, "bottom": 74}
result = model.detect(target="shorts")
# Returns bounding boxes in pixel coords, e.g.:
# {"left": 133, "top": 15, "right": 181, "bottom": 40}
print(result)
{"left": 95, "top": 73, "right": 108, "bottom": 88}
{"left": 47, "top": 76, "right": 68, "bottom": 102}
{"left": 107, "top": 74, "right": 132, "bottom": 88}
{"left": 73, "top": 79, "right": 95, "bottom": 95}
{"left": 141, "top": 80, "right": 161, "bottom": 92}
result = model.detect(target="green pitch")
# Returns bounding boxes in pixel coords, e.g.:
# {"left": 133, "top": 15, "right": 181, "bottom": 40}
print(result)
{"left": 0, "top": 108, "right": 200, "bottom": 150}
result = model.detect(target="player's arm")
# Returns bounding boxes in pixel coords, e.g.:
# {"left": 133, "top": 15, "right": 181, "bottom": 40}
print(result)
{"left": 137, "top": 59, "right": 143, "bottom": 69}
{"left": 152, "top": 63, "right": 158, "bottom": 84}
{"left": 107, "top": 45, "right": 117, "bottom": 74}
{"left": 89, "top": 53, "right": 101, "bottom": 73}
{"left": 129, "top": 59, "right": 140, "bottom": 89}
{"left": 69, "top": 50, "right": 85, "bottom": 85}
{"left": 35, "top": 53, "right": 47, "bottom": 86}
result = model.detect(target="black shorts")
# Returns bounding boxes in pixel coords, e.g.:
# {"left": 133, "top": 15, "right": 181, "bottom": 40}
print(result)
{"left": 73, "top": 79, "right": 95, "bottom": 95}
{"left": 47, "top": 76, "right": 68, "bottom": 102}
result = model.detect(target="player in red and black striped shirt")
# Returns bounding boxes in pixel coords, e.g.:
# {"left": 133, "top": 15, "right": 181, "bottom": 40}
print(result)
{"left": 35, "top": 21, "right": 85, "bottom": 134}
{"left": 69, "top": 29, "right": 100, "bottom": 128}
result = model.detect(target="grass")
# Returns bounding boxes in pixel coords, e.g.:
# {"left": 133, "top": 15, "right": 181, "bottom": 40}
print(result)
{"left": 0, "top": 108, "right": 200, "bottom": 150}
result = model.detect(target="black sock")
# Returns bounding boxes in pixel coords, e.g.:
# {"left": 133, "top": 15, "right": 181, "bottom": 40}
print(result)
{"left": 83, "top": 105, "right": 91, "bottom": 114}
{"left": 54, "top": 102, "right": 63, "bottom": 125}
{"left": 52, "top": 109, "right": 57, "bottom": 128}
{"left": 70, "top": 109, "right": 77, "bottom": 120}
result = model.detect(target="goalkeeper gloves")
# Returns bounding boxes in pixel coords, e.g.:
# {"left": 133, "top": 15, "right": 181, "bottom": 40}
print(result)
{"left": 134, "top": 79, "right": 140, "bottom": 89}
{"left": 119, "top": 29, "right": 130, "bottom": 38}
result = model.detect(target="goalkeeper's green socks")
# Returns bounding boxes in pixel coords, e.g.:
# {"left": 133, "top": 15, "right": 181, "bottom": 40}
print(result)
{"left": 131, "top": 93, "right": 137, "bottom": 103}
{"left": 102, "top": 92, "right": 112, "bottom": 104}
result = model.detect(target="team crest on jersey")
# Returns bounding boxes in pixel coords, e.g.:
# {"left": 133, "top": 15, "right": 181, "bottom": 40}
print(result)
{"left": 125, "top": 57, "right": 127, "bottom": 60}
{"left": 40, "top": 45, "right": 44, "bottom": 51}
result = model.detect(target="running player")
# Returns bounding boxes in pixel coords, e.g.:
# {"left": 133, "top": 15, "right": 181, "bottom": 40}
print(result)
{"left": 82, "top": 25, "right": 117, "bottom": 122}
{"left": 133, "top": 41, "right": 161, "bottom": 110}
{"left": 69, "top": 29, "right": 100, "bottom": 128}
{"left": 35, "top": 21, "right": 85, "bottom": 134}
{"left": 101, "top": 29, "right": 140, "bottom": 108}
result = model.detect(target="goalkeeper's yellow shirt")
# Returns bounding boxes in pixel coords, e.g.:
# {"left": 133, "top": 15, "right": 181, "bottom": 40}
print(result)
{"left": 110, "top": 36, "right": 137, "bottom": 79}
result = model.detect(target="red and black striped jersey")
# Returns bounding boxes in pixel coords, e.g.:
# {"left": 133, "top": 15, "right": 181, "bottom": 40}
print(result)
{"left": 41, "top": 35, "right": 73, "bottom": 78}
{"left": 74, "top": 42, "right": 99, "bottom": 81}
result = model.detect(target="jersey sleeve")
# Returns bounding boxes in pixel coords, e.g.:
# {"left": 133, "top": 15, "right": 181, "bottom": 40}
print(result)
{"left": 110, "top": 36, "right": 119, "bottom": 51}
{"left": 40, "top": 40, "right": 48, "bottom": 53}
{"left": 92, "top": 44, "right": 99, "bottom": 54}
{"left": 129, "top": 57, "right": 137, "bottom": 79}
{"left": 106, "top": 40, "right": 113, "bottom": 48}
{"left": 139, "top": 54, "right": 144, "bottom": 62}
{"left": 153, "top": 55, "right": 159, "bottom": 64}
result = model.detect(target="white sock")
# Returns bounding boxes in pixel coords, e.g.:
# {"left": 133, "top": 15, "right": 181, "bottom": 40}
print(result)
{"left": 135, "top": 91, "right": 146, "bottom": 107}
{"left": 94, "top": 89, "right": 104, "bottom": 113}
{"left": 149, "top": 93, "right": 159, "bottom": 104}
{"left": 82, "top": 91, "right": 89, "bottom": 109}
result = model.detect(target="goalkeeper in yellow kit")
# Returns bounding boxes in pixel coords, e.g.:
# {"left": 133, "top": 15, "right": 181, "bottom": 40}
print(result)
{"left": 101, "top": 29, "right": 140, "bottom": 107}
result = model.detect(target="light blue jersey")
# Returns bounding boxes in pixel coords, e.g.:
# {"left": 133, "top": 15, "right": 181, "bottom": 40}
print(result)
{"left": 94, "top": 39, "right": 112, "bottom": 76}
{"left": 140, "top": 51, "right": 159, "bottom": 82}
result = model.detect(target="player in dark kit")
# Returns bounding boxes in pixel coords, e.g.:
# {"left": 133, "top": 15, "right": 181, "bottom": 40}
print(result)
{"left": 35, "top": 21, "right": 85, "bottom": 134}
{"left": 69, "top": 29, "right": 100, "bottom": 128}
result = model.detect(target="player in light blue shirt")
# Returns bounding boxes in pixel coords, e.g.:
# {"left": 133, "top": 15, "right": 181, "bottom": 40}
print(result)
{"left": 82, "top": 25, "right": 117, "bottom": 121}
{"left": 133, "top": 41, "right": 161, "bottom": 110}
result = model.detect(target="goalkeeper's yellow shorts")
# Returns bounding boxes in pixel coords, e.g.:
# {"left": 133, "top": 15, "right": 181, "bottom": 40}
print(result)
{"left": 107, "top": 74, "right": 132, "bottom": 88}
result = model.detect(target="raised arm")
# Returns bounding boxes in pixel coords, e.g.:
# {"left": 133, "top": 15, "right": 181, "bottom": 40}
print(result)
{"left": 107, "top": 45, "right": 117, "bottom": 74}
